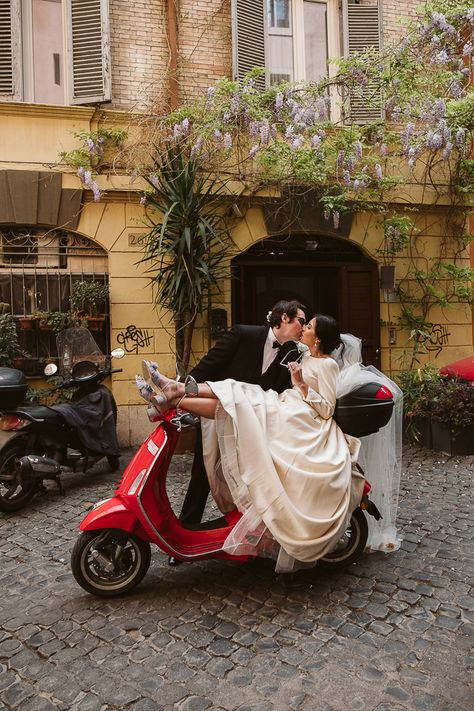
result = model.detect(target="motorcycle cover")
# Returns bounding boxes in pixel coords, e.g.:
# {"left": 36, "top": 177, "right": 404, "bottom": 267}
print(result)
{"left": 53, "top": 385, "right": 120, "bottom": 456}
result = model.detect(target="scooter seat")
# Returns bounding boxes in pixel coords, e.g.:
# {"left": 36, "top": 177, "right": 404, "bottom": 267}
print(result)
{"left": 11, "top": 405, "right": 65, "bottom": 423}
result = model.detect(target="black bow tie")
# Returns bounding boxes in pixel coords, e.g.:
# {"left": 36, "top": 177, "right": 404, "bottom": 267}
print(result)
{"left": 272, "top": 340, "right": 283, "bottom": 349}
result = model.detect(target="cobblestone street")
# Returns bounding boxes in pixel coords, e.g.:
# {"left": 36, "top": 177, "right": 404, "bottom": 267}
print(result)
{"left": 0, "top": 446, "right": 472, "bottom": 711}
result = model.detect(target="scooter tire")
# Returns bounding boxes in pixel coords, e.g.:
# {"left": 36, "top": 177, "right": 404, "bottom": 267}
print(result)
{"left": 71, "top": 529, "right": 151, "bottom": 597}
{"left": 318, "top": 507, "right": 368, "bottom": 571}
{"left": 0, "top": 440, "right": 40, "bottom": 513}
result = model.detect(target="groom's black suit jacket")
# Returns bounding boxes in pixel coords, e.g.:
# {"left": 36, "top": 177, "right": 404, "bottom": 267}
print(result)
{"left": 190, "top": 324, "right": 296, "bottom": 393}
{"left": 180, "top": 325, "right": 298, "bottom": 525}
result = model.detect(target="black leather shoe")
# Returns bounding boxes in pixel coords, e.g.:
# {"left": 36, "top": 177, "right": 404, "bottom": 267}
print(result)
{"left": 168, "top": 556, "right": 182, "bottom": 566}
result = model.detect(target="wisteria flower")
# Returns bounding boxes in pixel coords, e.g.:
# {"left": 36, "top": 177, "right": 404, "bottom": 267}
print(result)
{"left": 223, "top": 133, "right": 233, "bottom": 150}
{"left": 260, "top": 121, "right": 270, "bottom": 145}
{"left": 86, "top": 137, "right": 95, "bottom": 155}
{"left": 205, "top": 87, "right": 216, "bottom": 111}
{"left": 442, "top": 142, "right": 453, "bottom": 161}
{"left": 455, "top": 128, "right": 466, "bottom": 146}
{"left": 432, "top": 50, "right": 450, "bottom": 65}
{"left": 462, "top": 41, "right": 473, "bottom": 57}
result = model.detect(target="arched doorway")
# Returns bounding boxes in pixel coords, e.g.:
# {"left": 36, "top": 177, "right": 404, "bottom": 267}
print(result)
{"left": 232, "top": 234, "right": 380, "bottom": 366}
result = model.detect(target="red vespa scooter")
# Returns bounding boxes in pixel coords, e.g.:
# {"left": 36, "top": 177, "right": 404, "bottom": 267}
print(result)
{"left": 71, "top": 382, "right": 392, "bottom": 597}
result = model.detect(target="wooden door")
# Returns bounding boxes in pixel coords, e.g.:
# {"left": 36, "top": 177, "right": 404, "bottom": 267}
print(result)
{"left": 339, "top": 265, "right": 380, "bottom": 366}
{"left": 232, "top": 261, "right": 380, "bottom": 367}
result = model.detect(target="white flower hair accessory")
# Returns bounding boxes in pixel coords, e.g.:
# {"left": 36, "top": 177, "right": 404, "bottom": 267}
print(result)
{"left": 266, "top": 310, "right": 272, "bottom": 323}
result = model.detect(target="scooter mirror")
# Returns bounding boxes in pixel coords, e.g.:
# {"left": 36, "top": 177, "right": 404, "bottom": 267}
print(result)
{"left": 111, "top": 347, "right": 125, "bottom": 359}
{"left": 44, "top": 363, "right": 58, "bottom": 376}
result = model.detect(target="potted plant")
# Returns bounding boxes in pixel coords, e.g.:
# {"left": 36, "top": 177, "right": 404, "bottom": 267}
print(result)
{"left": 17, "top": 315, "right": 39, "bottom": 331}
{"left": 396, "top": 364, "right": 443, "bottom": 447}
{"left": 429, "top": 379, "right": 474, "bottom": 455}
{"left": 0, "top": 313, "right": 26, "bottom": 367}
{"left": 70, "top": 281, "right": 109, "bottom": 330}
{"left": 37, "top": 310, "right": 83, "bottom": 333}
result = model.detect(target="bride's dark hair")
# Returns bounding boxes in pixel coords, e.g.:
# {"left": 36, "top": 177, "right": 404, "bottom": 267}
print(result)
{"left": 314, "top": 313, "right": 342, "bottom": 355}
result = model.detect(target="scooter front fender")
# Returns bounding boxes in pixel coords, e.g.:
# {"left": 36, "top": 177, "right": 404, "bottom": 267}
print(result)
{"left": 80, "top": 495, "right": 145, "bottom": 536}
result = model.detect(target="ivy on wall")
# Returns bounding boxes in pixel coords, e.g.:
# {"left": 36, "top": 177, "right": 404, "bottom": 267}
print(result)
{"left": 137, "top": 0, "right": 473, "bottom": 367}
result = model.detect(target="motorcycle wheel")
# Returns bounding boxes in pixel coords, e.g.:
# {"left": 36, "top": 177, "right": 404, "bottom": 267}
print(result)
{"left": 71, "top": 529, "right": 151, "bottom": 597}
{"left": 318, "top": 507, "right": 368, "bottom": 570}
{"left": 0, "top": 440, "right": 40, "bottom": 513}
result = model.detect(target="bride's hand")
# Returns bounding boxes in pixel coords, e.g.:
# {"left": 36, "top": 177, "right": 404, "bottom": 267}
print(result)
{"left": 288, "top": 362, "right": 308, "bottom": 396}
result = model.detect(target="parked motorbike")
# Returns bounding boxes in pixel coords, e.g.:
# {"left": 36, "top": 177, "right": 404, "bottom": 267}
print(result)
{"left": 71, "top": 381, "right": 394, "bottom": 597}
{"left": 0, "top": 327, "right": 124, "bottom": 512}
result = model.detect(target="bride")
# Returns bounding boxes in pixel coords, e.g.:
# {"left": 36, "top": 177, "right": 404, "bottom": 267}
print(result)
{"left": 139, "top": 313, "right": 401, "bottom": 573}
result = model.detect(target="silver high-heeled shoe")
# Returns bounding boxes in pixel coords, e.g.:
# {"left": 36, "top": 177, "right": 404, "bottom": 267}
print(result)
{"left": 148, "top": 374, "right": 199, "bottom": 414}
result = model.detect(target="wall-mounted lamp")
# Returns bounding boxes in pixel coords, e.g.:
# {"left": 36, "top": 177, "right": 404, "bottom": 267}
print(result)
{"left": 380, "top": 265, "right": 395, "bottom": 291}
{"left": 210, "top": 308, "right": 228, "bottom": 337}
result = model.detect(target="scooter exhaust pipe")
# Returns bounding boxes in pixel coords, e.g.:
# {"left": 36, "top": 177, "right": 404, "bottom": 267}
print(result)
{"left": 17, "top": 455, "right": 61, "bottom": 480}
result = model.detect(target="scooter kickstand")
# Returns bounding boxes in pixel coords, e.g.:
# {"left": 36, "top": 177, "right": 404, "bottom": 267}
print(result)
{"left": 54, "top": 477, "right": 65, "bottom": 495}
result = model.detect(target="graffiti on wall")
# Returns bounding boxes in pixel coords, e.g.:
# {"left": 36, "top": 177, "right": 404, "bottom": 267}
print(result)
{"left": 425, "top": 324, "right": 450, "bottom": 356}
{"left": 117, "top": 325, "right": 153, "bottom": 354}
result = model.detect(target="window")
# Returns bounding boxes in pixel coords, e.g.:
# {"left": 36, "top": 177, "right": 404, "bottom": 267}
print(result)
{"left": 0, "top": 0, "right": 111, "bottom": 105}
{"left": 232, "top": 0, "right": 382, "bottom": 121}
{"left": 266, "top": 0, "right": 332, "bottom": 85}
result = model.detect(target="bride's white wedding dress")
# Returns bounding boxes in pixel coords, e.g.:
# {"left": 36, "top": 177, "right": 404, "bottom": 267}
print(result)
{"left": 200, "top": 334, "right": 402, "bottom": 572}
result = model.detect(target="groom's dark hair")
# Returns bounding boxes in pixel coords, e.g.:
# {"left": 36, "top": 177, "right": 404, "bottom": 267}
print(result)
{"left": 269, "top": 300, "right": 306, "bottom": 328}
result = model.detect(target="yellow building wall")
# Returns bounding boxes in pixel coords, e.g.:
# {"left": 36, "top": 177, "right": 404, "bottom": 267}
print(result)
{"left": 1, "top": 105, "right": 472, "bottom": 446}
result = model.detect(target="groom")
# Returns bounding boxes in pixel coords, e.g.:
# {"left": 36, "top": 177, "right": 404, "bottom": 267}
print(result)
{"left": 172, "top": 300, "right": 306, "bottom": 553}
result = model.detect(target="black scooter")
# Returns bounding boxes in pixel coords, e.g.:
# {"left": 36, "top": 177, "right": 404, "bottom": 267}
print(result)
{"left": 0, "top": 327, "right": 124, "bottom": 512}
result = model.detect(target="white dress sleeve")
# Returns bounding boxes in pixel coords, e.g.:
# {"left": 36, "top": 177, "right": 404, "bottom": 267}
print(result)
{"left": 301, "top": 358, "right": 338, "bottom": 420}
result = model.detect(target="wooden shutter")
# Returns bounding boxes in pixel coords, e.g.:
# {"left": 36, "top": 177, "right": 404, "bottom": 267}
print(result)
{"left": 343, "top": 0, "right": 382, "bottom": 123}
{"left": 66, "top": 0, "right": 111, "bottom": 104}
{"left": 232, "top": 0, "right": 266, "bottom": 90}
{"left": 0, "top": 0, "right": 22, "bottom": 101}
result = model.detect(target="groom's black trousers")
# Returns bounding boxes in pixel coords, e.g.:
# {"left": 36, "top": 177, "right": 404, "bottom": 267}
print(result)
{"left": 179, "top": 427, "right": 210, "bottom": 525}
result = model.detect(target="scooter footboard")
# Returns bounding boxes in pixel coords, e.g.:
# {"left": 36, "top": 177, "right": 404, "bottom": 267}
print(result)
{"left": 80, "top": 496, "right": 148, "bottom": 539}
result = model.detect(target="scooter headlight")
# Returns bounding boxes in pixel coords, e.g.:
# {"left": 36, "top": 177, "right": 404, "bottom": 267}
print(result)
{"left": 0, "top": 415, "right": 30, "bottom": 431}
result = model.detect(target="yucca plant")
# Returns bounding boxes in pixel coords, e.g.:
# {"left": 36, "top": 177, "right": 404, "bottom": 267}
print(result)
{"left": 138, "top": 141, "right": 232, "bottom": 373}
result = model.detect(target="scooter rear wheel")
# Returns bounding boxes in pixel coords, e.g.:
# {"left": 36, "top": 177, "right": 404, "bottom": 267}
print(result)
{"left": 71, "top": 529, "right": 151, "bottom": 597}
{"left": 0, "top": 440, "right": 40, "bottom": 513}
{"left": 318, "top": 507, "right": 368, "bottom": 570}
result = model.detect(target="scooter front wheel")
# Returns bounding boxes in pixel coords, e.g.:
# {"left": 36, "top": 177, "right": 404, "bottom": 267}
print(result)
{"left": 318, "top": 507, "right": 368, "bottom": 570}
{"left": 71, "top": 529, "right": 151, "bottom": 597}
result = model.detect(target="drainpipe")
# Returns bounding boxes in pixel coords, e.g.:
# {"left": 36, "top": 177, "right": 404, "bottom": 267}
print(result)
{"left": 167, "top": 0, "right": 179, "bottom": 110}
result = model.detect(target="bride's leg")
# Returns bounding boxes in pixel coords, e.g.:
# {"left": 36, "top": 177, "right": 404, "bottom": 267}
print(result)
{"left": 179, "top": 397, "right": 218, "bottom": 419}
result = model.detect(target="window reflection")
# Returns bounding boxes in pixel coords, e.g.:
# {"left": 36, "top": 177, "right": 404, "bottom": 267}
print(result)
{"left": 267, "top": 0, "right": 291, "bottom": 29}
